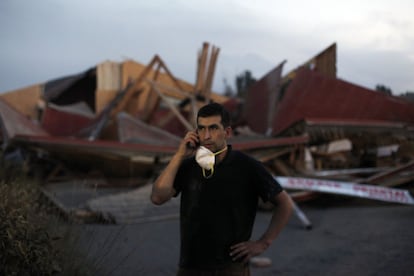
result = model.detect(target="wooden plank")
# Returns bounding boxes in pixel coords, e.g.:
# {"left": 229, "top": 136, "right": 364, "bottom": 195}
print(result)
{"left": 147, "top": 80, "right": 194, "bottom": 131}
{"left": 111, "top": 55, "right": 160, "bottom": 116}
{"left": 362, "top": 160, "right": 414, "bottom": 186}
{"left": 202, "top": 45, "right": 220, "bottom": 100}
{"left": 1, "top": 84, "right": 43, "bottom": 120}
{"left": 255, "top": 147, "right": 294, "bottom": 163}
{"left": 272, "top": 158, "right": 293, "bottom": 176}
{"left": 140, "top": 62, "right": 163, "bottom": 121}
{"left": 97, "top": 61, "right": 122, "bottom": 90}
{"left": 195, "top": 42, "right": 209, "bottom": 93}
{"left": 114, "top": 55, "right": 190, "bottom": 116}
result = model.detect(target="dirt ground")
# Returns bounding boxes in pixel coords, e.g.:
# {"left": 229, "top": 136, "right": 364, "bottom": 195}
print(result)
{"left": 70, "top": 196, "right": 414, "bottom": 276}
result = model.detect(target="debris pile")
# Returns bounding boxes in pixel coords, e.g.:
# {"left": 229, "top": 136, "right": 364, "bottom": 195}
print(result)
{"left": 1, "top": 42, "right": 413, "bottom": 224}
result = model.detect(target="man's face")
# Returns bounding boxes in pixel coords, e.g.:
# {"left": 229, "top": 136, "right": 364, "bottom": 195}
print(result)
{"left": 197, "top": 115, "right": 230, "bottom": 152}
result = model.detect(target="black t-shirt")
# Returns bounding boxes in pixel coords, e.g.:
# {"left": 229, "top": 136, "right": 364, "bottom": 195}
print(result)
{"left": 173, "top": 145, "right": 283, "bottom": 269}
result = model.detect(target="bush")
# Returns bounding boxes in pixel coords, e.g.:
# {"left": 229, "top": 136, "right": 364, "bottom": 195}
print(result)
{"left": 0, "top": 172, "right": 61, "bottom": 275}
{"left": 0, "top": 162, "right": 94, "bottom": 275}
{"left": 0, "top": 148, "right": 104, "bottom": 275}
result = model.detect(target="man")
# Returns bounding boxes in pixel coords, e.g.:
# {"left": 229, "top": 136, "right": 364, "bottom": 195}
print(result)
{"left": 151, "top": 103, "right": 293, "bottom": 276}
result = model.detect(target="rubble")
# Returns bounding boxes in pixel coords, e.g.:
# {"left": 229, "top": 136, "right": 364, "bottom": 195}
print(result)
{"left": 1, "top": 42, "right": 413, "bottom": 224}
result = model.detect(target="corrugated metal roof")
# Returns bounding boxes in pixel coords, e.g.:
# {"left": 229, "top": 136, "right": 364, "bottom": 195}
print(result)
{"left": 271, "top": 68, "right": 414, "bottom": 136}
{"left": 244, "top": 61, "right": 285, "bottom": 134}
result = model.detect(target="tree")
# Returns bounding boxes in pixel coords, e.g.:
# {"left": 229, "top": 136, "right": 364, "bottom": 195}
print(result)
{"left": 375, "top": 84, "right": 393, "bottom": 95}
{"left": 399, "top": 91, "right": 414, "bottom": 102}
{"left": 222, "top": 78, "right": 235, "bottom": 97}
{"left": 235, "top": 70, "right": 256, "bottom": 99}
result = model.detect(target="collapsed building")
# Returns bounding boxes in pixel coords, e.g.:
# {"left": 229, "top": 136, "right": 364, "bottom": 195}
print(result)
{"left": 1, "top": 42, "right": 413, "bottom": 224}
{"left": 243, "top": 43, "right": 414, "bottom": 175}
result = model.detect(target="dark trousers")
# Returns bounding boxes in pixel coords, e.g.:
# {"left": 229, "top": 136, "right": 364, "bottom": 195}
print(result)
{"left": 176, "top": 263, "right": 250, "bottom": 276}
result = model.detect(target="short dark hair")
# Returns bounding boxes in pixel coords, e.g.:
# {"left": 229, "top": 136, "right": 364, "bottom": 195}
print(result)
{"left": 197, "top": 103, "right": 231, "bottom": 128}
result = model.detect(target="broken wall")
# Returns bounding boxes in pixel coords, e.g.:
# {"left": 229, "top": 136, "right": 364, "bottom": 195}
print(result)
{"left": 1, "top": 84, "right": 43, "bottom": 120}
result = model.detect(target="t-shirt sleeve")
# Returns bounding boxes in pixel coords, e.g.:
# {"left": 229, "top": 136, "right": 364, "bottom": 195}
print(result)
{"left": 250, "top": 157, "right": 283, "bottom": 204}
{"left": 173, "top": 167, "right": 183, "bottom": 197}
{"left": 173, "top": 159, "right": 191, "bottom": 196}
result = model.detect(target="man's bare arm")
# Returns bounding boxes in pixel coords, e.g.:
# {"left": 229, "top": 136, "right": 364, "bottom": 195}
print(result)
{"left": 230, "top": 190, "right": 294, "bottom": 262}
{"left": 150, "top": 131, "right": 199, "bottom": 205}
{"left": 257, "top": 190, "right": 294, "bottom": 247}
{"left": 150, "top": 153, "right": 183, "bottom": 205}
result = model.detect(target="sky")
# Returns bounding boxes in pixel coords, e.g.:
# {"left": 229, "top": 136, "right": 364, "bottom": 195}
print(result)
{"left": 1, "top": 0, "right": 413, "bottom": 95}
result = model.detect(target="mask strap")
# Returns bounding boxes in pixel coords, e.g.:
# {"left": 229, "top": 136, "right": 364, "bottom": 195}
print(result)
{"left": 202, "top": 146, "right": 228, "bottom": 179}
{"left": 213, "top": 146, "right": 228, "bottom": 156}
{"left": 202, "top": 167, "right": 214, "bottom": 179}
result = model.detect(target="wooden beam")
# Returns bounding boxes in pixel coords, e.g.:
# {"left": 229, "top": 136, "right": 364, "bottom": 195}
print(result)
{"left": 202, "top": 45, "right": 220, "bottom": 101}
{"left": 147, "top": 80, "right": 194, "bottom": 131}
{"left": 141, "top": 62, "right": 162, "bottom": 122}
{"left": 195, "top": 42, "right": 209, "bottom": 93}
{"left": 111, "top": 55, "right": 160, "bottom": 116}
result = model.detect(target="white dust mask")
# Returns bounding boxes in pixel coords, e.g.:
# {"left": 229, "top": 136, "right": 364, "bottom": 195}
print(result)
{"left": 195, "top": 146, "right": 227, "bottom": 178}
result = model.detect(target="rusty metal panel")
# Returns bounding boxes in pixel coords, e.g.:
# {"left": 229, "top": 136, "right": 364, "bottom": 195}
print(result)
{"left": 41, "top": 104, "right": 94, "bottom": 137}
{"left": 116, "top": 112, "right": 181, "bottom": 146}
{"left": 149, "top": 107, "right": 191, "bottom": 137}
{"left": 231, "top": 135, "right": 308, "bottom": 151}
{"left": 11, "top": 134, "right": 178, "bottom": 177}
{"left": 271, "top": 68, "right": 414, "bottom": 136}
{"left": 311, "top": 43, "right": 337, "bottom": 78}
{"left": 284, "top": 43, "right": 337, "bottom": 81}
{"left": 244, "top": 61, "right": 285, "bottom": 134}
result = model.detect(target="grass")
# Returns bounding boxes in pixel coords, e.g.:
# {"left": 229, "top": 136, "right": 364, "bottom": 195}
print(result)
{"left": 0, "top": 159, "right": 95, "bottom": 275}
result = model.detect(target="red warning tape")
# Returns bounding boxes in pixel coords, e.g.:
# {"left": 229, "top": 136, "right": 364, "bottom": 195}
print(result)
{"left": 276, "top": 176, "right": 414, "bottom": 205}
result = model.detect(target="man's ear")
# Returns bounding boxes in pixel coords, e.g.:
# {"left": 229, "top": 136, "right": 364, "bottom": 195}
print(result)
{"left": 225, "top": 126, "right": 232, "bottom": 138}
